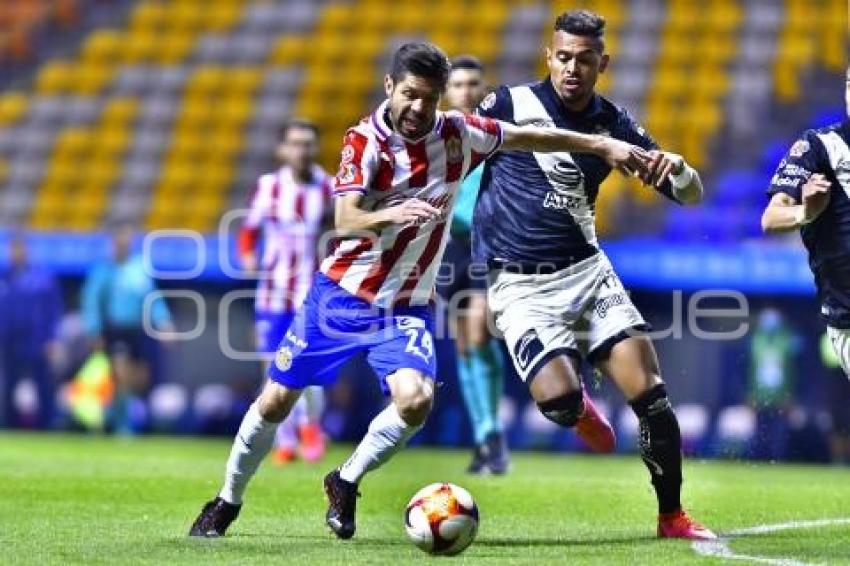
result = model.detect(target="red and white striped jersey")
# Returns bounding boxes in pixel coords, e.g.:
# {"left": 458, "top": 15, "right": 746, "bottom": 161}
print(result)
{"left": 320, "top": 100, "right": 503, "bottom": 307}
{"left": 239, "top": 164, "right": 332, "bottom": 313}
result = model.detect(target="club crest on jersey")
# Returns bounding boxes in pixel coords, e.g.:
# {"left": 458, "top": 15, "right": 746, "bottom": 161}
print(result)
{"left": 275, "top": 346, "right": 294, "bottom": 371}
{"left": 446, "top": 137, "right": 463, "bottom": 164}
{"left": 338, "top": 163, "right": 358, "bottom": 185}
{"left": 341, "top": 145, "right": 356, "bottom": 164}
{"left": 514, "top": 329, "right": 544, "bottom": 371}
{"left": 789, "top": 140, "right": 810, "bottom": 157}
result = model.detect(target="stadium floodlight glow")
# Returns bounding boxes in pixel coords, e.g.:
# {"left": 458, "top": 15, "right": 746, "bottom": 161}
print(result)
{"left": 143, "top": 290, "right": 205, "bottom": 341}
{"left": 142, "top": 229, "right": 206, "bottom": 280}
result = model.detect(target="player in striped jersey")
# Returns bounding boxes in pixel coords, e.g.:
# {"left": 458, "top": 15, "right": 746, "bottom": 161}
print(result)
{"left": 440, "top": 55, "right": 509, "bottom": 475}
{"left": 190, "top": 41, "right": 651, "bottom": 540}
{"left": 238, "top": 119, "right": 331, "bottom": 466}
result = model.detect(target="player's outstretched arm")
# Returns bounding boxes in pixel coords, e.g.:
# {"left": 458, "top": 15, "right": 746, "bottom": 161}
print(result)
{"left": 334, "top": 193, "right": 441, "bottom": 235}
{"left": 498, "top": 122, "right": 651, "bottom": 177}
{"left": 761, "top": 174, "right": 831, "bottom": 233}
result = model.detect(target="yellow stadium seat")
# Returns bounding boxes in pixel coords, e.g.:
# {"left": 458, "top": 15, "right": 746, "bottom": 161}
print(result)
{"left": 101, "top": 98, "right": 138, "bottom": 124}
{"left": 128, "top": 2, "right": 168, "bottom": 32}
{"left": 55, "top": 127, "right": 92, "bottom": 154}
{"left": 153, "top": 34, "right": 195, "bottom": 64}
{"left": 269, "top": 36, "right": 306, "bottom": 65}
{"left": 36, "top": 61, "right": 75, "bottom": 94}
{"left": 227, "top": 68, "right": 262, "bottom": 93}
{"left": 202, "top": 3, "right": 241, "bottom": 31}
{"left": 72, "top": 63, "right": 115, "bottom": 95}
{"left": 81, "top": 30, "right": 123, "bottom": 63}
{"left": 0, "top": 92, "right": 28, "bottom": 126}
{"left": 120, "top": 32, "right": 159, "bottom": 63}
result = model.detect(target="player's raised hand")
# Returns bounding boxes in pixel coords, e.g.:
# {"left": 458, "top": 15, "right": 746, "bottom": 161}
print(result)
{"left": 801, "top": 173, "right": 831, "bottom": 223}
{"left": 600, "top": 139, "right": 651, "bottom": 178}
{"left": 387, "top": 198, "right": 441, "bottom": 225}
{"left": 641, "top": 151, "right": 684, "bottom": 187}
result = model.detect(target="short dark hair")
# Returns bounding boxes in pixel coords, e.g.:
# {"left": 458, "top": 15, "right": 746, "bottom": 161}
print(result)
{"left": 390, "top": 42, "right": 451, "bottom": 89}
{"left": 279, "top": 118, "right": 319, "bottom": 142}
{"left": 450, "top": 55, "right": 484, "bottom": 73}
{"left": 554, "top": 9, "right": 606, "bottom": 52}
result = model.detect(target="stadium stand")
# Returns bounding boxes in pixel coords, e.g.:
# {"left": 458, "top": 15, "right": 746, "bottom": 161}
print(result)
{"left": 0, "top": 0, "right": 845, "bottom": 236}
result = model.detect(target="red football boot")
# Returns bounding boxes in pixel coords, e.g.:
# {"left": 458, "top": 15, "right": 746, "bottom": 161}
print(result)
{"left": 298, "top": 422, "right": 327, "bottom": 463}
{"left": 658, "top": 509, "right": 717, "bottom": 540}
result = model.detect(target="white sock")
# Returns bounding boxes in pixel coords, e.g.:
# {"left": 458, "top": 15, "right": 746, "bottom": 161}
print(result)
{"left": 219, "top": 402, "right": 277, "bottom": 505}
{"left": 339, "top": 403, "right": 421, "bottom": 484}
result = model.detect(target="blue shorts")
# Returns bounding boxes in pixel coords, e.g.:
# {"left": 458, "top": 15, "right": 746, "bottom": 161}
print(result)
{"left": 267, "top": 272, "right": 437, "bottom": 395}
{"left": 255, "top": 311, "right": 296, "bottom": 354}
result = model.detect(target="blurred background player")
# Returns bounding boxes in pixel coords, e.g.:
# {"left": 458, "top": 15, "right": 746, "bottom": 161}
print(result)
{"left": 0, "top": 233, "right": 63, "bottom": 429}
{"left": 747, "top": 307, "right": 800, "bottom": 461}
{"left": 189, "top": 41, "right": 649, "bottom": 540}
{"left": 440, "top": 55, "right": 508, "bottom": 474}
{"left": 81, "top": 222, "right": 174, "bottom": 434}
{"left": 475, "top": 10, "right": 715, "bottom": 540}
{"left": 238, "top": 118, "right": 332, "bottom": 465}
{"left": 762, "top": 66, "right": 850, "bottom": 379}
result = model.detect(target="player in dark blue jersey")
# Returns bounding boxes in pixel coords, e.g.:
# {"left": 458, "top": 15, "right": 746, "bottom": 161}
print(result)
{"left": 762, "top": 67, "right": 850, "bottom": 377}
{"left": 475, "top": 10, "right": 715, "bottom": 540}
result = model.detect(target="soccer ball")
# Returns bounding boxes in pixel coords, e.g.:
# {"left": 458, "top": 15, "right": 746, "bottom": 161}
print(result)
{"left": 404, "top": 482, "right": 479, "bottom": 556}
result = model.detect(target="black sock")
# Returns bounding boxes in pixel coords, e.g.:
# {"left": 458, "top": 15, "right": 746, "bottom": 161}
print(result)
{"left": 629, "top": 384, "right": 682, "bottom": 514}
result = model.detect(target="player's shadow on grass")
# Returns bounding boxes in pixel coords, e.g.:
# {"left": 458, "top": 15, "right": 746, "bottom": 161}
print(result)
{"left": 476, "top": 534, "right": 658, "bottom": 548}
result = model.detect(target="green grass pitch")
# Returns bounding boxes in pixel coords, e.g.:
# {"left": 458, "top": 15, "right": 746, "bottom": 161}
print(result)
{"left": 2, "top": 433, "right": 849, "bottom": 564}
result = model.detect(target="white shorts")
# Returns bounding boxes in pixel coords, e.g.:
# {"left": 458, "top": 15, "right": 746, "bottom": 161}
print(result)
{"left": 827, "top": 326, "right": 850, "bottom": 377}
{"left": 487, "top": 252, "right": 647, "bottom": 382}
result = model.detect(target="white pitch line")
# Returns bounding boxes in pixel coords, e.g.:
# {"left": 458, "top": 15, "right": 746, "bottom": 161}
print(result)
{"left": 691, "top": 518, "right": 850, "bottom": 566}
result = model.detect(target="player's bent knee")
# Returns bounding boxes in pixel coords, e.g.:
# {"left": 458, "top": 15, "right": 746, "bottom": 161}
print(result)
{"left": 537, "top": 390, "right": 584, "bottom": 428}
{"left": 393, "top": 378, "right": 434, "bottom": 426}
{"left": 257, "top": 381, "right": 301, "bottom": 423}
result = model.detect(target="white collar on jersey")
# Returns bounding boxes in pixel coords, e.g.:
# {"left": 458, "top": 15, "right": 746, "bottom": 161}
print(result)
{"left": 370, "top": 99, "right": 444, "bottom": 144}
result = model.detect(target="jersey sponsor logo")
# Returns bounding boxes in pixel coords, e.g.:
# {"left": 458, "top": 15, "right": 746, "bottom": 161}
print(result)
{"left": 594, "top": 292, "right": 629, "bottom": 319}
{"left": 395, "top": 316, "right": 426, "bottom": 330}
{"left": 789, "top": 140, "right": 810, "bottom": 157}
{"left": 514, "top": 328, "right": 544, "bottom": 371}
{"left": 445, "top": 137, "right": 463, "bottom": 164}
{"left": 341, "top": 145, "right": 356, "bottom": 164}
{"left": 771, "top": 175, "right": 802, "bottom": 189}
{"left": 543, "top": 161, "right": 585, "bottom": 210}
{"left": 285, "top": 329, "right": 307, "bottom": 349}
{"left": 480, "top": 92, "right": 497, "bottom": 111}
{"left": 543, "top": 192, "right": 583, "bottom": 210}
{"left": 779, "top": 164, "right": 812, "bottom": 178}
